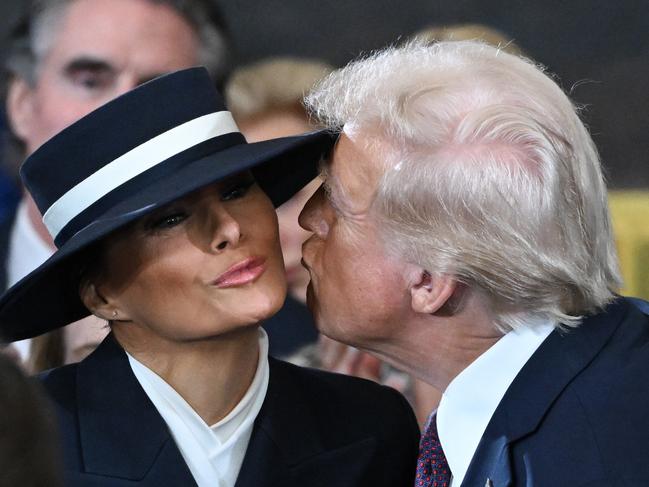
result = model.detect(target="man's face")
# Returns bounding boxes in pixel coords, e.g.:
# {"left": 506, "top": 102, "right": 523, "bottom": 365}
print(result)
{"left": 9, "top": 0, "right": 201, "bottom": 154}
{"left": 299, "top": 133, "right": 414, "bottom": 347}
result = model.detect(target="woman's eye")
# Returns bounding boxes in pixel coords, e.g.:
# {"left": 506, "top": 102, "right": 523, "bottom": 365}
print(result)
{"left": 220, "top": 179, "right": 255, "bottom": 202}
{"left": 151, "top": 212, "right": 187, "bottom": 229}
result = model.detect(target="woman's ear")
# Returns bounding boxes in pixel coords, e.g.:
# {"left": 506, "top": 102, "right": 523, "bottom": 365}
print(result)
{"left": 79, "top": 280, "right": 121, "bottom": 322}
{"left": 6, "top": 77, "right": 36, "bottom": 142}
{"left": 409, "top": 271, "right": 458, "bottom": 315}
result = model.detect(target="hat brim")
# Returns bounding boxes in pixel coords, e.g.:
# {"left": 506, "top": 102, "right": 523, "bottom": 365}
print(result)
{"left": 0, "top": 130, "right": 335, "bottom": 341}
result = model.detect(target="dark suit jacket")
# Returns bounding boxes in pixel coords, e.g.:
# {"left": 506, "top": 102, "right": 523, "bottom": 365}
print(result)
{"left": 40, "top": 334, "right": 419, "bottom": 486}
{"left": 461, "top": 297, "right": 649, "bottom": 487}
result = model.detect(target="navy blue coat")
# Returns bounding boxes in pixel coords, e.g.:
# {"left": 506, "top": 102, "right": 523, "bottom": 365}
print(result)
{"left": 40, "top": 335, "right": 419, "bottom": 486}
{"left": 462, "top": 297, "right": 649, "bottom": 487}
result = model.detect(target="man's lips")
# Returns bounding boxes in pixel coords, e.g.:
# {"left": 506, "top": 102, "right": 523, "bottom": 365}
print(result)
{"left": 211, "top": 256, "right": 267, "bottom": 288}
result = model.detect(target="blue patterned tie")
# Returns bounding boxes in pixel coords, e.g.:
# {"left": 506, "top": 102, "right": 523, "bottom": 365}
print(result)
{"left": 415, "top": 413, "right": 451, "bottom": 487}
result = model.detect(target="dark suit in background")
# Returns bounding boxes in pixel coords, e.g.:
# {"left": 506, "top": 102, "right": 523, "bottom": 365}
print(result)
{"left": 40, "top": 334, "right": 419, "bottom": 486}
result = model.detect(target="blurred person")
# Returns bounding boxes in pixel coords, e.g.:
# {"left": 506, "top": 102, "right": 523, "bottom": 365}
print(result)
{"left": 0, "top": 353, "right": 62, "bottom": 487}
{"left": 412, "top": 23, "right": 523, "bottom": 55}
{"left": 300, "top": 40, "right": 649, "bottom": 486}
{"left": 0, "top": 68, "right": 419, "bottom": 486}
{"left": 1, "top": 0, "right": 230, "bottom": 369}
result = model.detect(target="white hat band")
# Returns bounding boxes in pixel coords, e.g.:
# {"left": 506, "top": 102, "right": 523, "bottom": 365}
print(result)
{"left": 42, "top": 111, "right": 240, "bottom": 239}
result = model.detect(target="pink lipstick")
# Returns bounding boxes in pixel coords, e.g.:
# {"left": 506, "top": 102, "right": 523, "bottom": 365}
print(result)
{"left": 212, "top": 257, "right": 267, "bottom": 288}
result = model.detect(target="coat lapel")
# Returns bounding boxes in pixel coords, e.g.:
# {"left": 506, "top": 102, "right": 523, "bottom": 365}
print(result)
{"left": 461, "top": 298, "right": 632, "bottom": 487}
{"left": 235, "top": 359, "right": 378, "bottom": 487}
{"left": 75, "top": 334, "right": 196, "bottom": 484}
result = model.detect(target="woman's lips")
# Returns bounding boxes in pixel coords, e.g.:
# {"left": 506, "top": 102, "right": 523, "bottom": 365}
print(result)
{"left": 212, "top": 256, "right": 267, "bottom": 288}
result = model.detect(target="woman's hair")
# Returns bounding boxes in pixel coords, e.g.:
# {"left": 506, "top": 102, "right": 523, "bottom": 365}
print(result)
{"left": 28, "top": 240, "right": 107, "bottom": 373}
{"left": 27, "top": 329, "right": 64, "bottom": 373}
{"left": 306, "top": 40, "right": 621, "bottom": 331}
{"left": 225, "top": 57, "right": 333, "bottom": 120}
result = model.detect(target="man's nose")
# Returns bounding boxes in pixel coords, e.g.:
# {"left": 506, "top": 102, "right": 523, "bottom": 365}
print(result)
{"left": 298, "top": 185, "right": 330, "bottom": 239}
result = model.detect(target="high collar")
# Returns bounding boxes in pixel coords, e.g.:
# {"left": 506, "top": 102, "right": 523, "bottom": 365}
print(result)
{"left": 75, "top": 334, "right": 376, "bottom": 486}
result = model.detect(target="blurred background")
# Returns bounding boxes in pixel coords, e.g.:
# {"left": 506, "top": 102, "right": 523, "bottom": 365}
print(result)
{"left": 0, "top": 0, "right": 647, "bottom": 187}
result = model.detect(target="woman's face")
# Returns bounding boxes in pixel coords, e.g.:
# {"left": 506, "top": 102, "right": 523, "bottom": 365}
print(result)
{"left": 88, "top": 172, "right": 287, "bottom": 341}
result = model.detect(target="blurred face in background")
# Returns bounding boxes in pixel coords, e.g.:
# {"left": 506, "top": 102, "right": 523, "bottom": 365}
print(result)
{"left": 8, "top": 0, "right": 201, "bottom": 155}
{"left": 239, "top": 108, "right": 318, "bottom": 302}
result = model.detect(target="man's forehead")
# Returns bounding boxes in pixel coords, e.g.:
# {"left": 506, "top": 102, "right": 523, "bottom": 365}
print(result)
{"left": 321, "top": 132, "right": 385, "bottom": 214}
{"left": 44, "top": 0, "right": 198, "bottom": 63}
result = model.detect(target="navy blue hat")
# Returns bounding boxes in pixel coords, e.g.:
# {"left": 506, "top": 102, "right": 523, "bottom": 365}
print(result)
{"left": 0, "top": 67, "right": 333, "bottom": 341}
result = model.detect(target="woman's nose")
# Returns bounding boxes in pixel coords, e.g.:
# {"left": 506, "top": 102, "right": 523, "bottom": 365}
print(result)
{"left": 206, "top": 203, "right": 242, "bottom": 251}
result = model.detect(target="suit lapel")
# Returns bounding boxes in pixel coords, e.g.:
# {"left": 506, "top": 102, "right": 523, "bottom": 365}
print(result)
{"left": 461, "top": 298, "right": 631, "bottom": 487}
{"left": 76, "top": 334, "right": 196, "bottom": 484}
{"left": 235, "top": 359, "right": 378, "bottom": 487}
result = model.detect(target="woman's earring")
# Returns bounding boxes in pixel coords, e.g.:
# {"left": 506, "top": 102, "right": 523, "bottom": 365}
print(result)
{"left": 112, "top": 310, "right": 118, "bottom": 319}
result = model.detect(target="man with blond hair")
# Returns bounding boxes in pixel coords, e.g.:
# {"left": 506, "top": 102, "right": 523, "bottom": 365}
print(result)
{"left": 300, "top": 40, "right": 649, "bottom": 486}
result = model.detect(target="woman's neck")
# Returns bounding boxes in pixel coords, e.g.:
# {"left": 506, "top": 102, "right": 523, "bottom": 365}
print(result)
{"left": 113, "top": 324, "right": 261, "bottom": 425}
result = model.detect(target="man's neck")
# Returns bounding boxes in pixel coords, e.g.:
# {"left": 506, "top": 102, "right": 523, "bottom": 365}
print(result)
{"left": 113, "top": 324, "right": 261, "bottom": 426}
{"left": 368, "top": 295, "right": 503, "bottom": 392}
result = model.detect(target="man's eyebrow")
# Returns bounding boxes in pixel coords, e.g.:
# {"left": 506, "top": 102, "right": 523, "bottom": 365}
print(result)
{"left": 318, "top": 159, "right": 345, "bottom": 213}
{"left": 63, "top": 57, "right": 165, "bottom": 87}
{"left": 63, "top": 57, "right": 115, "bottom": 75}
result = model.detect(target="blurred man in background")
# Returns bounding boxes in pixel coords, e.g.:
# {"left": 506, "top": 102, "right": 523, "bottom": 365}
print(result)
{"left": 0, "top": 0, "right": 230, "bottom": 368}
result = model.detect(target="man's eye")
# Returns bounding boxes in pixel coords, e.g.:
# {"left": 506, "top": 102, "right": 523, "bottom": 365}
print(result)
{"left": 220, "top": 179, "right": 255, "bottom": 202}
{"left": 70, "top": 70, "right": 113, "bottom": 90}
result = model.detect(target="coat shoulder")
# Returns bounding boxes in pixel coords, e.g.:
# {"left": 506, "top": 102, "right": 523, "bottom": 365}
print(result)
{"left": 269, "top": 358, "right": 419, "bottom": 441}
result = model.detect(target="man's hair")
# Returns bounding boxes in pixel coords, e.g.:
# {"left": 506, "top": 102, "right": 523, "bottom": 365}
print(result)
{"left": 4, "top": 0, "right": 231, "bottom": 88}
{"left": 306, "top": 41, "right": 621, "bottom": 331}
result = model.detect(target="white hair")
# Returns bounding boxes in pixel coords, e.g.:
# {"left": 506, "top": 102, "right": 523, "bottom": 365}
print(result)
{"left": 306, "top": 41, "right": 621, "bottom": 331}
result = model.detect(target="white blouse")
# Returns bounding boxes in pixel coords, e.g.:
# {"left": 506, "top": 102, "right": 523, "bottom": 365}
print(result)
{"left": 127, "top": 329, "right": 269, "bottom": 487}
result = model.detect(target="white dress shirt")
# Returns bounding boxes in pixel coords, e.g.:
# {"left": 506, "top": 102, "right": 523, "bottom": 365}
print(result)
{"left": 8, "top": 200, "right": 54, "bottom": 361}
{"left": 127, "top": 329, "right": 270, "bottom": 487}
{"left": 437, "top": 318, "right": 555, "bottom": 487}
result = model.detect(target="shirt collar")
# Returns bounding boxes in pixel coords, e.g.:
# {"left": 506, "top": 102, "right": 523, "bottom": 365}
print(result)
{"left": 436, "top": 318, "right": 554, "bottom": 486}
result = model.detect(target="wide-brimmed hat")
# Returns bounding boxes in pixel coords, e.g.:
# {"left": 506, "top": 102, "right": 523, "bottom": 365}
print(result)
{"left": 0, "top": 67, "right": 333, "bottom": 341}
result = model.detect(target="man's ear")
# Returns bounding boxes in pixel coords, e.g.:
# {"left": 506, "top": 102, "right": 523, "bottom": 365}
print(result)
{"left": 410, "top": 270, "right": 458, "bottom": 315}
{"left": 6, "top": 77, "right": 36, "bottom": 142}
{"left": 79, "top": 280, "right": 125, "bottom": 322}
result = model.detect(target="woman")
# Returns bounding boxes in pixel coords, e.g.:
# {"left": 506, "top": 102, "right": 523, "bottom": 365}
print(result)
{"left": 0, "top": 68, "right": 419, "bottom": 486}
